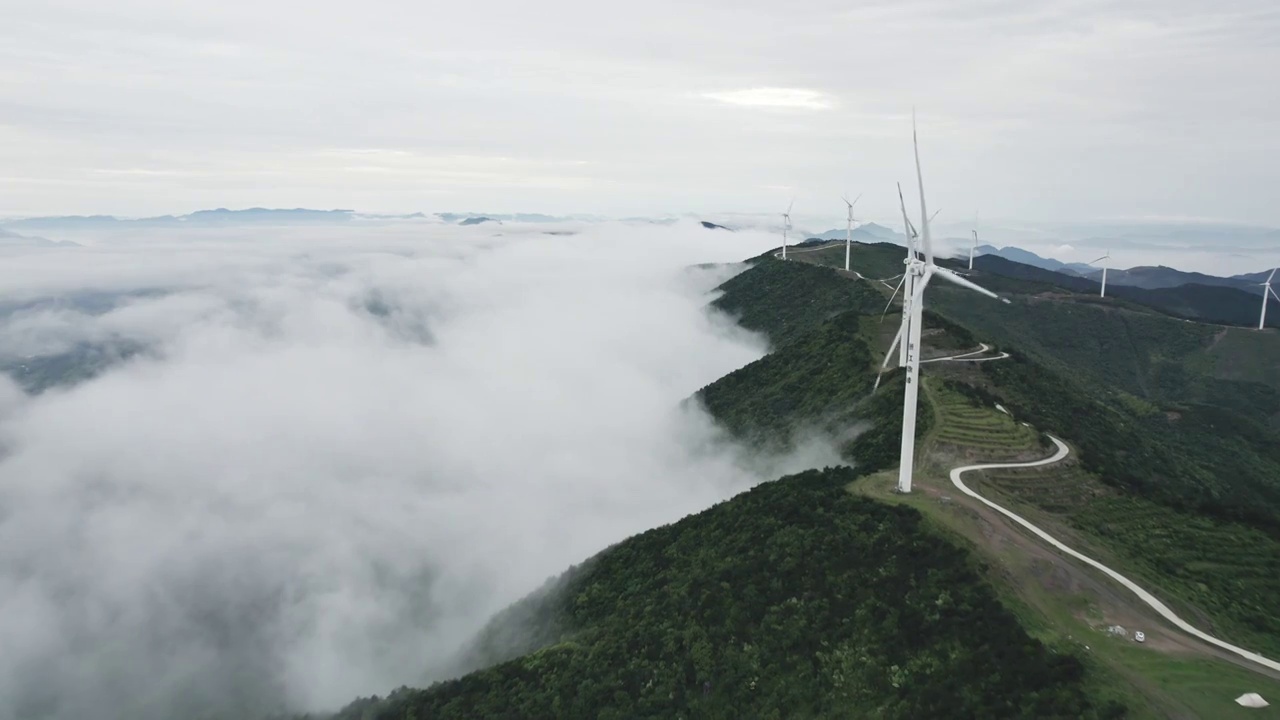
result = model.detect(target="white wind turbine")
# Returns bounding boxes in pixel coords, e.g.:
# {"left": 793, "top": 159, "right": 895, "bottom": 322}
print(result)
{"left": 1090, "top": 251, "right": 1111, "bottom": 297}
{"left": 879, "top": 117, "right": 1008, "bottom": 494}
{"left": 842, "top": 193, "right": 862, "bottom": 272}
{"left": 781, "top": 200, "right": 794, "bottom": 260}
{"left": 970, "top": 213, "right": 979, "bottom": 271}
{"left": 1260, "top": 268, "right": 1278, "bottom": 330}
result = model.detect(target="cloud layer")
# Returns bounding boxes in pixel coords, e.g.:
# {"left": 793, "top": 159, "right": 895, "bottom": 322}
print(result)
{"left": 0, "top": 221, "right": 837, "bottom": 719}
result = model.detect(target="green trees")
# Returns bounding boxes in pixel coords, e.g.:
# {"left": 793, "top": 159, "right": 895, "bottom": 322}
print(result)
{"left": 327, "top": 469, "right": 1121, "bottom": 720}
{"left": 711, "top": 259, "right": 884, "bottom": 348}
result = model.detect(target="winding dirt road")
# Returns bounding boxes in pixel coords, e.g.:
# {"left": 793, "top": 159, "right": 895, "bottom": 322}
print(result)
{"left": 949, "top": 438, "right": 1280, "bottom": 674}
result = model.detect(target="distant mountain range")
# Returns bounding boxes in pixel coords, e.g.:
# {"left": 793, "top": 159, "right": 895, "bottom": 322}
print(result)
{"left": 967, "top": 255, "right": 1278, "bottom": 328}
{"left": 0, "top": 227, "right": 79, "bottom": 247}
{"left": 0, "top": 208, "right": 361, "bottom": 232}
{"left": 973, "top": 244, "right": 1096, "bottom": 275}
{"left": 973, "top": 245, "right": 1273, "bottom": 297}
{"left": 1079, "top": 265, "right": 1270, "bottom": 295}
{"left": 814, "top": 222, "right": 902, "bottom": 242}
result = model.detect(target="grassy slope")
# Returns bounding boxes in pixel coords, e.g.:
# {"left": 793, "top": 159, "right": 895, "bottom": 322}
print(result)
{"left": 328, "top": 468, "right": 1123, "bottom": 720}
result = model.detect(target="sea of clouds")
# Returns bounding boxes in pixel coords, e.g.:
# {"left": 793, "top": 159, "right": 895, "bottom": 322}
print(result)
{"left": 0, "top": 219, "right": 842, "bottom": 719}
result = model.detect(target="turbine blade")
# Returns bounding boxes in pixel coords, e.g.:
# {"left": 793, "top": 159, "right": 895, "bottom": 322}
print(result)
{"left": 787, "top": 199, "right": 795, "bottom": 215}
{"left": 1268, "top": 268, "right": 1277, "bottom": 283}
{"left": 1090, "top": 255, "right": 1109, "bottom": 264}
{"left": 1269, "top": 285, "right": 1280, "bottom": 303}
{"left": 912, "top": 112, "right": 935, "bottom": 266}
{"left": 881, "top": 274, "right": 908, "bottom": 320}
{"left": 850, "top": 192, "right": 862, "bottom": 208}
{"left": 933, "top": 266, "right": 1000, "bottom": 300}
{"left": 881, "top": 319, "right": 906, "bottom": 370}
{"left": 896, "top": 182, "right": 917, "bottom": 258}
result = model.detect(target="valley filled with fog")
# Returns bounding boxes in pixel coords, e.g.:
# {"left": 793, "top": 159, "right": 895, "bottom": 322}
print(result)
{"left": 0, "top": 221, "right": 840, "bottom": 719}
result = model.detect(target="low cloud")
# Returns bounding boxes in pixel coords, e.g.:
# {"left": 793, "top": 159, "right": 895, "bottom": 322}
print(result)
{"left": 0, "top": 220, "right": 840, "bottom": 719}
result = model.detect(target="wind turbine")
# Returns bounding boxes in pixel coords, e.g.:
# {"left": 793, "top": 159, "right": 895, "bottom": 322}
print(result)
{"left": 970, "top": 212, "right": 979, "bottom": 270}
{"left": 1260, "top": 269, "right": 1279, "bottom": 330}
{"left": 842, "top": 193, "right": 862, "bottom": 272}
{"left": 879, "top": 117, "right": 1008, "bottom": 494}
{"left": 781, "top": 200, "right": 794, "bottom": 260}
{"left": 1090, "top": 251, "right": 1111, "bottom": 297}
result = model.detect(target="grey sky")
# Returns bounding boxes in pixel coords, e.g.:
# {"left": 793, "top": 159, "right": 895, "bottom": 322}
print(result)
{"left": 3, "top": 0, "right": 1279, "bottom": 224}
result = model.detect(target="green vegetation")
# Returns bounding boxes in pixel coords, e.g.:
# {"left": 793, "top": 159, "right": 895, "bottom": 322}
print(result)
{"left": 710, "top": 258, "right": 884, "bottom": 348}
{"left": 930, "top": 381, "right": 1042, "bottom": 460}
{"left": 1075, "top": 496, "right": 1280, "bottom": 659}
{"left": 313, "top": 246, "right": 1280, "bottom": 719}
{"left": 782, "top": 240, "right": 914, "bottom": 280}
{"left": 925, "top": 285, "right": 1280, "bottom": 532}
{"left": 327, "top": 468, "right": 1124, "bottom": 720}
{"left": 1206, "top": 327, "right": 1280, "bottom": 394}
{"left": 974, "top": 349, "right": 1280, "bottom": 533}
{"left": 692, "top": 311, "right": 932, "bottom": 472}
{"left": 970, "top": 255, "right": 1280, "bottom": 329}
{"left": 863, "top": 476, "right": 1280, "bottom": 720}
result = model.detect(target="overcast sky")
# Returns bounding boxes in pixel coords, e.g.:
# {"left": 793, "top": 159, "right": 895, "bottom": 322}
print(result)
{"left": 3, "top": 0, "right": 1279, "bottom": 225}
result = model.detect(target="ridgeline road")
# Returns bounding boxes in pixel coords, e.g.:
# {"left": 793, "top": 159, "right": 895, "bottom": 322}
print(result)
{"left": 949, "top": 437, "right": 1280, "bottom": 675}
{"left": 921, "top": 342, "right": 1011, "bottom": 363}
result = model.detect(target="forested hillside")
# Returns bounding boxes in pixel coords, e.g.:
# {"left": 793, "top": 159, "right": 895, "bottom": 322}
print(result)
{"left": 325, "top": 468, "right": 1124, "bottom": 720}
{"left": 970, "top": 255, "right": 1280, "bottom": 328}
{"left": 710, "top": 260, "right": 884, "bottom": 347}
{"left": 929, "top": 285, "right": 1280, "bottom": 531}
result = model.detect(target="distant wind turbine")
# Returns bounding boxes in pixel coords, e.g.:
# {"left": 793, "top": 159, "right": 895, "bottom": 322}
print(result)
{"left": 1260, "top": 268, "right": 1279, "bottom": 330}
{"left": 879, "top": 116, "right": 1008, "bottom": 494}
{"left": 842, "top": 193, "right": 861, "bottom": 272}
{"left": 970, "top": 212, "right": 979, "bottom": 270}
{"left": 781, "top": 200, "right": 794, "bottom": 260}
{"left": 1090, "top": 251, "right": 1111, "bottom": 297}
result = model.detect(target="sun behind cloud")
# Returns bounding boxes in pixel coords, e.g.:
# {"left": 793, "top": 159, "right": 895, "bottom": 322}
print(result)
{"left": 701, "top": 87, "right": 836, "bottom": 110}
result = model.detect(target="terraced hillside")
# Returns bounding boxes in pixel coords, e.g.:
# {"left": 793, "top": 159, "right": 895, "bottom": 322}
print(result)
{"left": 971, "top": 462, "right": 1106, "bottom": 516}
{"left": 927, "top": 380, "right": 1043, "bottom": 462}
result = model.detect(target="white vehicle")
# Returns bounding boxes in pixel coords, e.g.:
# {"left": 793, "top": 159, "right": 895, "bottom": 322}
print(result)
{"left": 1134, "top": 631, "right": 1146, "bottom": 643}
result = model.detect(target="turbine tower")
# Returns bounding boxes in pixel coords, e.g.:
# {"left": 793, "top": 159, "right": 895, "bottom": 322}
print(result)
{"left": 842, "top": 193, "right": 862, "bottom": 272}
{"left": 1091, "top": 251, "right": 1111, "bottom": 297}
{"left": 1260, "top": 268, "right": 1279, "bottom": 330}
{"left": 781, "top": 200, "right": 794, "bottom": 260}
{"left": 880, "top": 116, "right": 1007, "bottom": 494}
